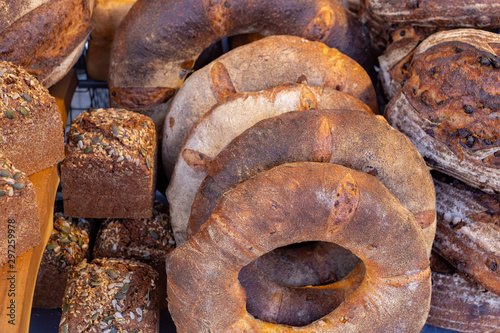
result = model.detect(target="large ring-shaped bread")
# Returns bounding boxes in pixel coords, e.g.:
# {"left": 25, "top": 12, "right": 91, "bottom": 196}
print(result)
{"left": 188, "top": 110, "right": 436, "bottom": 252}
{"left": 166, "top": 162, "right": 431, "bottom": 332}
{"left": 168, "top": 83, "right": 373, "bottom": 244}
{"left": 385, "top": 29, "right": 500, "bottom": 193}
{"left": 161, "top": 35, "right": 377, "bottom": 176}
{"left": 108, "top": 0, "right": 371, "bottom": 112}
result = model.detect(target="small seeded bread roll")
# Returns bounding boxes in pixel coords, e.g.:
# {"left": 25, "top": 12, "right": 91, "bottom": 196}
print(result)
{"left": 93, "top": 203, "right": 176, "bottom": 308}
{"left": 385, "top": 29, "right": 500, "bottom": 193}
{"left": 0, "top": 153, "right": 40, "bottom": 266}
{"left": 61, "top": 108, "right": 156, "bottom": 219}
{"left": 0, "top": 61, "right": 65, "bottom": 176}
{"left": 59, "top": 258, "right": 159, "bottom": 333}
{"left": 0, "top": 0, "right": 94, "bottom": 87}
{"left": 33, "top": 211, "right": 92, "bottom": 308}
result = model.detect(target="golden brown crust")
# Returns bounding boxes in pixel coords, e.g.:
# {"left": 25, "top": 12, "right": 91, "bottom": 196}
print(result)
{"left": 0, "top": 0, "right": 93, "bottom": 87}
{"left": 188, "top": 110, "right": 436, "bottom": 253}
{"left": 385, "top": 29, "right": 500, "bottom": 193}
{"left": 61, "top": 108, "right": 156, "bottom": 219}
{"left": 0, "top": 61, "right": 64, "bottom": 176}
{"left": 109, "top": 0, "right": 371, "bottom": 110}
{"left": 432, "top": 176, "right": 500, "bottom": 296}
{"left": 167, "top": 163, "right": 431, "bottom": 332}
{"left": 162, "top": 35, "right": 377, "bottom": 176}
{"left": 0, "top": 153, "right": 40, "bottom": 266}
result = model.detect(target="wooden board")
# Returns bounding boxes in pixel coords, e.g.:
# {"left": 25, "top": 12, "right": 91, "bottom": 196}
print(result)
{"left": 0, "top": 70, "right": 76, "bottom": 332}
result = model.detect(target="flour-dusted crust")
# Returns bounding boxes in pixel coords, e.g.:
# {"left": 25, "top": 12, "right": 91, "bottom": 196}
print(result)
{"left": 432, "top": 177, "right": 500, "bottom": 296}
{"left": 385, "top": 29, "right": 500, "bottom": 193}
{"left": 61, "top": 108, "right": 156, "bottom": 219}
{"left": 0, "top": 153, "right": 40, "bottom": 266}
{"left": 0, "top": 61, "right": 65, "bottom": 175}
{"left": 365, "top": 0, "right": 500, "bottom": 28}
{"left": 0, "top": 0, "right": 94, "bottom": 87}
{"left": 162, "top": 35, "right": 377, "bottom": 176}
{"left": 168, "top": 83, "right": 372, "bottom": 244}
{"left": 189, "top": 110, "right": 436, "bottom": 252}
{"left": 167, "top": 163, "right": 431, "bottom": 332}
{"left": 427, "top": 252, "right": 500, "bottom": 332}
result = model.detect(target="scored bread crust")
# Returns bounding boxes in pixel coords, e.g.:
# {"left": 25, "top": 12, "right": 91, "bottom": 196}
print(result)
{"left": 167, "top": 163, "right": 431, "bottom": 333}
{"left": 108, "top": 0, "right": 371, "bottom": 111}
{"left": 162, "top": 35, "right": 377, "bottom": 176}
{"left": 427, "top": 252, "right": 500, "bottom": 332}
{"left": 385, "top": 29, "right": 500, "bottom": 193}
{"left": 365, "top": 0, "right": 500, "bottom": 28}
{"left": 168, "top": 83, "right": 373, "bottom": 245}
{"left": 432, "top": 177, "right": 500, "bottom": 296}
{"left": 0, "top": 0, "right": 94, "bottom": 87}
{"left": 188, "top": 110, "right": 436, "bottom": 253}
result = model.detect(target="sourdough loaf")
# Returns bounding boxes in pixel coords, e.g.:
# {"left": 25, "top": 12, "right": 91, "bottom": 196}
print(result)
{"left": 0, "top": 153, "right": 40, "bottom": 265}
{"left": 0, "top": 0, "right": 94, "bottom": 87}
{"left": 0, "top": 61, "right": 64, "bottom": 176}
{"left": 385, "top": 29, "right": 500, "bottom": 193}
{"left": 61, "top": 108, "right": 156, "bottom": 219}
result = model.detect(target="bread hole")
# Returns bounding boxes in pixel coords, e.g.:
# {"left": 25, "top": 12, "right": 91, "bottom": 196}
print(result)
{"left": 238, "top": 241, "right": 362, "bottom": 326}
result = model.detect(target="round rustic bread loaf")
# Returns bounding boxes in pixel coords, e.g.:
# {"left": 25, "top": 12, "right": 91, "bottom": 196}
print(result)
{"left": 0, "top": 0, "right": 94, "bottom": 87}
{"left": 432, "top": 175, "right": 500, "bottom": 296}
{"left": 168, "top": 83, "right": 373, "bottom": 244}
{"left": 385, "top": 29, "right": 500, "bottom": 193}
{"left": 108, "top": 0, "right": 371, "bottom": 115}
{"left": 162, "top": 35, "right": 377, "bottom": 176}
{"left": 167, "top": 162, "right": 431, "bottom": 332}
{"left": 188, "top": 110, "right": 436, "bottom": 252}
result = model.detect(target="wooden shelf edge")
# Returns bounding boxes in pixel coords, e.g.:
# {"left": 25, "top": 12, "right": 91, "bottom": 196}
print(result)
{"left": 0, "top": 70, "right": 75, "bottom": 332}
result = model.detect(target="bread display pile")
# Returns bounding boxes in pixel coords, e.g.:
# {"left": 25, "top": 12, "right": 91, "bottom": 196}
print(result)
{"left": 2, "top": 0, "right": 500, "bottom": 332}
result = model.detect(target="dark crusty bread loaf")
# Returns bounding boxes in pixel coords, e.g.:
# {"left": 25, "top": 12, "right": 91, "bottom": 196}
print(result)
{"left": 109, "top": 0, "right": 371, "bottom": 115}
{"left": 167, "top": 162, "right": 431, "bottom": 332}
{"left": 432, "top": 174, "right": 500, "bottom": 296}
{"left": 61, "top": 108, "right": 156, "bottom": 219}
{"left": 0, "top": 153, "right": 40, "bottom": 265}
{"left": 385, "top": 29, "right": 500, "bottom": 193}
{"left": 427, "top": 252, "right": 500, "bottom": 333}
{"left": 0, "top": 0, "right": 94, "bottom": 87}
{"left": 59, "top": 258, "right": 159, "bottom": 333}
{"left": 0, "top": 61, "right": 65, "bottom": 176}
{"left": 33, "top": 211, "right": 92, "bottom": 308}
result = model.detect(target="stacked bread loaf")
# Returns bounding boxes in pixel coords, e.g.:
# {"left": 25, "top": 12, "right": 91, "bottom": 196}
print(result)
{"left": 158, "top": 32, "right": 436, "bottom": 331}
{"left": 383, "top": 28, "right": 500, "bottom": 332}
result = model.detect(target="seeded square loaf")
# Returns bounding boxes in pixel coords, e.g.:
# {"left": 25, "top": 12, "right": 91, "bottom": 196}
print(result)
{"left": 59, "top": 258, "right": 159, "bottom": 333}
{"left": 0, "top": 61, "right": 65, "bottom": 176}
{"left": 93, "top": 203, "right": 175, "bottom": 308}
{"left": 33, "top": 210, "right": 93, "bottom": 308}
{"left": 0, "top": 153, "right": 40, "bottom": 265}
{"left": 61, "top": 108, "right": 156, "bottom": 219}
